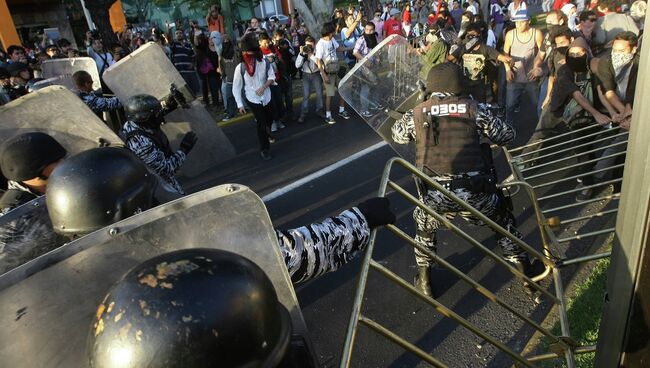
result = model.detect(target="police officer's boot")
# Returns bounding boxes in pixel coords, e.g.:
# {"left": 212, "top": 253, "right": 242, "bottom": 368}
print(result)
{"left": 511, "top": 258, "right": 545, "bottom": 294}
{"left": 414, "top": 266, "right": 434, "bottom": 298}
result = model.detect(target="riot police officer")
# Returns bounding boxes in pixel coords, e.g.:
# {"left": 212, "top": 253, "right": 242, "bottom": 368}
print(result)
{"left": 0, "top": 132, "right": 67, "bottom": 273}
{"left": 46, "top": 147, "right": 395, "bottom": 283}
{"left": 391, "top": 62, "right": 538, "bottom": 296}
{"left": 88, "top": 248, "right": 301, "bottom": 367}
{"left": 0, "top": 132, "right": 66, "bottom": 214}
{"left": 120, "top": 94, "right": 198, "bottom": 195}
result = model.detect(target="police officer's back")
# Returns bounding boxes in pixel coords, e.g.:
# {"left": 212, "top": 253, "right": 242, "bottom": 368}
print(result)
{"left": 392, "top": 62, "right": 539, "bottom": 296}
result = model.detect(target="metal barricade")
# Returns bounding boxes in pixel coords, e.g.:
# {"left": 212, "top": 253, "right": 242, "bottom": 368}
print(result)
{"left": 503, "top": 122, "right": 626, "bottom": 267}
{"left": 340, "top": 141, "right": 625, "bottom": 366}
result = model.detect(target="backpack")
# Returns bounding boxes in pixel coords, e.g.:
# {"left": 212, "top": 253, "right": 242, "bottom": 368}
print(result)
{"left": 239, "top": 59, "right": 273, "bottom": 102}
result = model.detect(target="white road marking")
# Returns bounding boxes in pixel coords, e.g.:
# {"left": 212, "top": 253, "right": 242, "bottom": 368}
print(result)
{"left": 262, "top": 141, "right": 389, "bottom": 202}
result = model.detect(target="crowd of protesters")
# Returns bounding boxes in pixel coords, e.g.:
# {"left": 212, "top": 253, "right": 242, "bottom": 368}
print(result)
{"left": 0, "top": 0, "right": 644, "bottom": 167}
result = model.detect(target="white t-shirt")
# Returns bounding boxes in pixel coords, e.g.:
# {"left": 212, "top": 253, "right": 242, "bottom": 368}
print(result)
{"left": 314, "top": 38, "right": 339, "bottom": 64}
{"left": 232, "top": 60, "right": 275, "bottom": 108}
{"left": 467, "top": 3, "right": 479, "bottom": 15}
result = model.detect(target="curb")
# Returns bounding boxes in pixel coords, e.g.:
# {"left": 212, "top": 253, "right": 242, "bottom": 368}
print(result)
{"left": 216, "top": 91, "right": 319, "bottom": 128}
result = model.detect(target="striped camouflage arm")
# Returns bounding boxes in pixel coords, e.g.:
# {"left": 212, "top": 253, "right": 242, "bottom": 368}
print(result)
{"left": 276, "top": 208, "right": 371, "bottom": 284}
{"left": 391, "top": 109, "right": 416, "bottom": 144}
{"left": 476, "top": 103, "right": 516, "bottom": 146}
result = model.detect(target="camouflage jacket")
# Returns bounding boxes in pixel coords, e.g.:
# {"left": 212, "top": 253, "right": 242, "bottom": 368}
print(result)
{"left": 277, "top": 207, "right": 370, "bottom": 284}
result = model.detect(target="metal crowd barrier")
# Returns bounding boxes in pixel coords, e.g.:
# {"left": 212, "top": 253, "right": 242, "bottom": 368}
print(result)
{"left": 341, "top": 121, "right": 627, "bottom": 367}
{"left": 503, "top": 122, "right": 626, "bottom": 268}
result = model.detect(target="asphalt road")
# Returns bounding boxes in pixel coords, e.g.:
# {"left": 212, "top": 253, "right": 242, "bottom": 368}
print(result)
{"left": 180, "top": 90, "right": 580, "bottom": 367}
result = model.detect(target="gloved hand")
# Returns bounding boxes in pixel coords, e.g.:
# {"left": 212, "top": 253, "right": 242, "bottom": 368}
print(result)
{"left": 180, "top": 132, "right": 198, "bottom": 154}
{"left": 356, "top": 197, "right": 395, "bottom": 229}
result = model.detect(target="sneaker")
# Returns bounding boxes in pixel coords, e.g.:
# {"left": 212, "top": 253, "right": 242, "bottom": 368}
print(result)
{"left": 361, "top": 110, "right": 372, "bottom": 118}
{"left": 277, "top": 121, "right": 286, "bottom": 129}
{"left": 297, "top": 115, "right": 305, "bottom": 124}
{"left": 260, "top": 150, "right": 273, "bottom": 160}
{"left": 271, "top": 122, "right": 279, "bottom": 132}
{"left": 325, "top": 116, "right": 336, "bottom": 125}
{"left": 338, "top": 110, "right": 351, "bottom": 119}
{"left": 221, "top": 116, "right": 231, "bottom": 122}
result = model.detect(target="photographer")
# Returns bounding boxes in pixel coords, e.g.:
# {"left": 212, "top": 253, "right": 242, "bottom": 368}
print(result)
{"left": 295, "top": 36, "right": 324, "bottom": 123}
{"left": 86, "top": 32, "right": 114, "bottom": 77}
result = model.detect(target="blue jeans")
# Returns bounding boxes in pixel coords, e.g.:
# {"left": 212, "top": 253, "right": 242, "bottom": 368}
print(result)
{"left": 505, "top": 81, "right": 539, "bottom": 126}
{"left": 300, "top": 72, "right": 323, "bottom": 116}
{"left": 221, "top": 82, "right": 237, "bottom": 118}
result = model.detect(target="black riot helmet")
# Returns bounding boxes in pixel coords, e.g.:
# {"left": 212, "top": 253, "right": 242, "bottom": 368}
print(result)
{"left": 124, "top": 94, "right": 165, "bottom": 129}
{"left": 0, "top": 132, "right": 66, "bottom": 182}
{"left": 425, "top": 62, "right": 468, "bottom": 96}
{"left": 88, "top": 248, "right": 292, "bottom": 368}
{"left": 46, "top": 147, "right": 156, "bottom": 237}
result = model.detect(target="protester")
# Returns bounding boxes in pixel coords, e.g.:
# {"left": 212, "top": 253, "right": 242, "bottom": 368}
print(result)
{"left": 315, "top": 22, "right": 352, "bottom": 125}
{"left": 195, "top": 33, "right": 220, "bottom": 107}
{"left": 206, "top": 5, "right": 225, "bottom": 35}
{"left": 218, "top": 34, "right": 238, "bottom": 121}
{"left": 170, "top": 29, "right": 200, "bottom": 96}
{"left": 503, "top": 9, "right": 543, "bottom": 126}
{"left": 353, "top": 22, "right": 380, "bottom": 117}
{"left": 233, "top": 34, "right": 276, "bottom": 160}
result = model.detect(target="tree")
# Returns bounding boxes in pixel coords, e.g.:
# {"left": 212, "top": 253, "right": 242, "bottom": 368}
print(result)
{"left": 292, "top": 0, "right": 334, "bottom": 37}
{"left": 123, "top": 0, "right": 153, "bottom": 23}
{"left": 85, "top": 0, "right": 120, "bottom": 45}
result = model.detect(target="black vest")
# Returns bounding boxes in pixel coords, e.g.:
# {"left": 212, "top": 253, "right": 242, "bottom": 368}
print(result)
{"left": 413, "top": 96, "right": 485, "bottom": 175}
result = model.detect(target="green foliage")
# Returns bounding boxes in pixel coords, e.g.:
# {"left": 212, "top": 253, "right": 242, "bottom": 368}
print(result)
{"left": 540, "top": 257, "right": 611, "bottom": 368}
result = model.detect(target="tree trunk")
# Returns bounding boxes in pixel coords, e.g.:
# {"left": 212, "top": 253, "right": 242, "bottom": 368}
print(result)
{"left": 292, "top": 0, "right": 334, "bottom": 38}
{"left": 86, "top": 0, "right": 120, "bottom": 45}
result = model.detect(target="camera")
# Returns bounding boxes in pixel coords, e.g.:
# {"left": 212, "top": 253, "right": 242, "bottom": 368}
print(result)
{"left": 301, "top": 44, "right": 313, "bottom": 54}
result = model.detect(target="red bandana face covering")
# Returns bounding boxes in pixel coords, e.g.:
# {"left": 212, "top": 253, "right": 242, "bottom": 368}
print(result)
{"left": 242, "top": 53, "right": 256, "bottom": 76}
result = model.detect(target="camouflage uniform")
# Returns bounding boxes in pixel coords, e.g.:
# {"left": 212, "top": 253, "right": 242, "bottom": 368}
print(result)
{"left": 391, "top": 103, "right": 527, "bottom": 267}
{"left": 278, "top": 207, "right": 370, "bottom": 284}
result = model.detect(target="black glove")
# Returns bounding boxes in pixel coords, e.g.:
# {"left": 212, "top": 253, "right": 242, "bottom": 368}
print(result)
{"left": 356, "top": 197, "right": 395, "bottom": 229}
{"left": 180, "top": 132, "right": 198, "bottom": 154}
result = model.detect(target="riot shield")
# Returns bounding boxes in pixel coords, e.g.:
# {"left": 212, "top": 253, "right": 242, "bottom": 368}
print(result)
{"left": 0, "top": 197, "right": 67, "bottom": 275}
{"left": 102, "top": 42, "right": 236, "bottom": 179}
{"left": 0, "top": 85, "right": 123, "bottom": 152}
{"left": 41, "top": 57, "right": 102, "bottom": 91}
{"left": 0, "top": 184, "right": 312, "bottom": 367}
{"left": 338, "top": 34, "right": 421, "bottom": 162}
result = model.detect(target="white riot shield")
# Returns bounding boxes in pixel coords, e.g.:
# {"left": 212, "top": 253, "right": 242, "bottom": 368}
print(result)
{"left": 0, "top": 184, "right": 312, "bottom": 367}
{"left": 339, "top": 35, "right": 422, "bottom": 162}
{"left": 102, "top": 42, "right": 236, "bottom": 179}
{"left": 41, "top": 57, "right": 101, "bottom": 91}
{"left": 0, "top": 85, "right": 123, "bottom": 151}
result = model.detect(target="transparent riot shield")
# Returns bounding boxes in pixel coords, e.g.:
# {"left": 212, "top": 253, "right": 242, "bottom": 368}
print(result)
{"left": 0, "top": 85, "right": 123, "bottom": 151}
{"left": 0, "top": 184, "right": 312, "bottom": 367}
{"left": 102, "top": 42, "right": 236, "bottom": 179}
{"left": 41, "top": 57, "right": 102, "bottom": 91}
{"left": 339, "top": 34, "right": 422, "bottom": 162}
{"left": 0, "top": 197, "right": 66, "bottom": 276}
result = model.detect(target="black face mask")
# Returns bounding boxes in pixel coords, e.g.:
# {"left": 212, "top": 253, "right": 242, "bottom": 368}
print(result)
{"left": 566, "top": 54, "right": 589, "bottom": 73}
{"left": 547, "top": 25, "right": 560, "bottom": 35}
{"left": 556, "top": 46, "right": 569, "bottom": 55}
{"left": 364, "top": 33, "right": 378, "bottom": 49}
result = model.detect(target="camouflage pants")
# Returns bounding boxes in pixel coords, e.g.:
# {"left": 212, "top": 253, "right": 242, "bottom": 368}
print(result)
{"left": 413, "top": 187, "right": 528, "bottom": 267}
